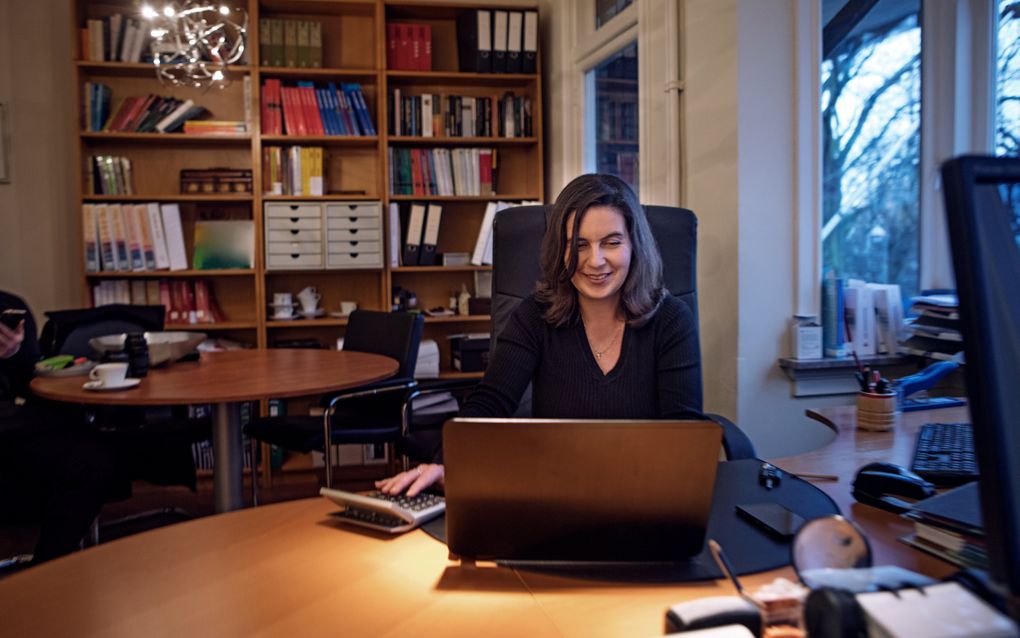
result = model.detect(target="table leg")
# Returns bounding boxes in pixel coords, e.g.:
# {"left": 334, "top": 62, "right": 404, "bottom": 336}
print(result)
{"left": 212, "top": 401, "right": 244, "bottom": 513}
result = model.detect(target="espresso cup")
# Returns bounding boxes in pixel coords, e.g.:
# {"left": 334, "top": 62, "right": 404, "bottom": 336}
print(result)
{"left": 340, "top": 300, "right": 358, "bottom": 316}
{"left": 90, "top": 362, "right": 129, "bottom": 387}
{"left": 273, "top": 292, "right": 293, "bottom": 307}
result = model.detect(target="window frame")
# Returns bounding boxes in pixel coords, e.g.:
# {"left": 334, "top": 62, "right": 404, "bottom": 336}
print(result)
{"left": 794, "top": 0, "right": 999, "bottom": 316}
{"left": 561, "top": 0, "right": 683, "bottom": 206}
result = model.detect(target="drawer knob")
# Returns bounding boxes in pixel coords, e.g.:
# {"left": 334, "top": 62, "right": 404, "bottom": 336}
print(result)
{"left": 349, "top": 217, "right": 358, "bottom": 222}
{"left": 290, "top": 254, "right": 299, "bottom": 259}
{"left": 350, "top": 229, "right": 359, "bottom": 235}
{"left": 351, "top": 253, "right": 359, "bottom": 258}
{"left": 289, "top": 217, "right": 299, "bottom": 223}
{"left": 290, "top": 230, "right": 299, "bottom": 235}
{"left": 289, "top": 205, "right": 299, "bottom": 210}
{"left": 350, "top": 241, "right": 359, "bottom": 246}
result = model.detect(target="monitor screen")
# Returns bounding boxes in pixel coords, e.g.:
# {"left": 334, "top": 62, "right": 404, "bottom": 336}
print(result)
{"left": 941, "top": 155, "right": 1020, "bottom": 618}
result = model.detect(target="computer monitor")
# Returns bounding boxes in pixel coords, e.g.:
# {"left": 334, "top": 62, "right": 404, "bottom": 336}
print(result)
{"left": 941, "top": 155, "right": 1020, "bottom": 619}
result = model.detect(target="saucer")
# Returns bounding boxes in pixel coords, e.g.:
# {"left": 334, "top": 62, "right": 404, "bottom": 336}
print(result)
{"left": 269, "top": 302, "right": 297, "bottom": 308}
{"left": 83, "top": 378, "right": 141, "bottom": 391}
{"left": 271, "top": 313, "right": 297, "bottom": 321}
{"left": 298, "top": 308, "right": 325, "bottom": 318}
{"left": 328, "top": 311, "right": 351, "bottom": 318}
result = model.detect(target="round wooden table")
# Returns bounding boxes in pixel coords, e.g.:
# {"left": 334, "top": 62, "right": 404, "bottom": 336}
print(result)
{"left": 31, "top": 349, "right": 398, "bottom": 512}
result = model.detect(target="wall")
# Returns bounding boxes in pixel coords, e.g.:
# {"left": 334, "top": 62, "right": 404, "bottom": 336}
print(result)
{"left": 0, "top": 0, "right": 79, "bottom": 319}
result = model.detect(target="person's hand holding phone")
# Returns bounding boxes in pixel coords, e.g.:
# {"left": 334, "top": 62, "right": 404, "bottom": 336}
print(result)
{"left": 0, "top": 309, "right": 26, "bottom": 359}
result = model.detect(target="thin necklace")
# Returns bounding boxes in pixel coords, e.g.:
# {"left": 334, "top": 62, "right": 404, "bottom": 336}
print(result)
{"left": 584, "top": 318, "right": 625, "bottom": 360}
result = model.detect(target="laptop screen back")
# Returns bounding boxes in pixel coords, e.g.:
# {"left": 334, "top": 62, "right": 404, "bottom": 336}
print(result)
{"left": 443, "top": 418, "right": 722, "bottom": 562}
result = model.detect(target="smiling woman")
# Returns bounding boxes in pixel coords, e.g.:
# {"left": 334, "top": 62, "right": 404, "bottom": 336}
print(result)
{"left": 375, "top": 173, "right": 706, "bottom": 497}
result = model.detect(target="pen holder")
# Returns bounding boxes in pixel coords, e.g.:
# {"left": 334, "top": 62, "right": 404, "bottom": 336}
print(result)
{"left": 856, "top": 391, "right": 899, "bottom": 431}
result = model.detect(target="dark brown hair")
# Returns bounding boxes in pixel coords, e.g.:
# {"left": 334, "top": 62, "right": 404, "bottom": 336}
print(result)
{"left": 535, "top": 174, "right": 664, "bottom": 326}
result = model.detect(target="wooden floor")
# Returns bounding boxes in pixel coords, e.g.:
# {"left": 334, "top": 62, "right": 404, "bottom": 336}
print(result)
{"left": 0, "top": 466, "right": 384, "bottom": 567}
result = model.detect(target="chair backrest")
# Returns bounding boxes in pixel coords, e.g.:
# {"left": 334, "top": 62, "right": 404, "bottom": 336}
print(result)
{"left": 491, "top": 204, "right": 702, "bottom": 416}
{"left": 39, "top": 305, "right": 166, "bottom": 358}
{"left": 342, "top": 310, "right": 425, "bottom": 379}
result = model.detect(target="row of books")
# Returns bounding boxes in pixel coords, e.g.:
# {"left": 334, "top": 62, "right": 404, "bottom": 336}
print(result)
{"left": 388, "top": 147, "right": 496, "bottom": 196}
{"left": 262, "top": 146, "right": 325, "bottom": 196}
{"left": 386, "top": 23, "right": 433, "bottom": 71}
{"left": 261, "top": 80, "right": 376, "bottom": 136}
{"left": 597, "top": 97, "right": 638, "bottom": 144}
{"left": 87, "top": 155, "right": 135, "bottom": 196}
{"left": 258, "top": 18, "right": 323, "bottom": 68}
{"left": 92, "top": 278, "right": 227, "bottom": 325}
{"left": 900, "top": 293, "right": 964, "bottom": 363}
{"left": 388, "top": 91, "right": 534, "bottom": 138}
{"left": 82, "top": 13, "right": 150, "bottom": 63}
{"left": 83, "top": 85, "right": 214, "bottom": 134}
{"left": 387, "top": 200, "right": 538, "bottom": 267}
{"left": 901, "top": 482, "right": 985, "bottom": 569}
{"left": 455, "top": 9, "right": 538, "bottom": 74}
{"left": 821, "top": 274, "right": 905, "bottom": 358}
{"left": 83, "top": 202, "right": 188, "bottom": 272}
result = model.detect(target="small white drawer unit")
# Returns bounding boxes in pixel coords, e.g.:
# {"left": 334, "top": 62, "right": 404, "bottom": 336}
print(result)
{"left": 264, "top": 201, "right": 382, "bottom": 270}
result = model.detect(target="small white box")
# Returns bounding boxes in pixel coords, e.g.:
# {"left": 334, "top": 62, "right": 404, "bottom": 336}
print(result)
{"left": 792, "top": 315, "right": 823, "bottom": 359}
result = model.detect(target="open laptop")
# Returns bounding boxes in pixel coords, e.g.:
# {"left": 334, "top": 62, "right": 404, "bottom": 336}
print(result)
{"left": 443, "top": 418, "right": 722, "bottom": 563}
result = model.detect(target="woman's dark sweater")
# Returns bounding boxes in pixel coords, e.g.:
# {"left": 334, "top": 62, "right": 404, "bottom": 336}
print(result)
{"left": 459, "top": 294, "right": 704, "bottom": 420}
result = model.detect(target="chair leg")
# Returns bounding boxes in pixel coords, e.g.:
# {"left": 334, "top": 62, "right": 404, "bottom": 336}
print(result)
{"left": 323, "top": 411, "right": 333, "bottom": 489}
{"left": 250, "top": 438, "right": 260, "bottom": 507}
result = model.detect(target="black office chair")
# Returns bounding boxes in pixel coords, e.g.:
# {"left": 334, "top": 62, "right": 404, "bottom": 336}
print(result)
{"left": 484, "top": 204, "right": 756, "bottom": 460}
{"left": 37, "top": 304, "right": 210, "bottom": 537}
{"left": 244, "top": 310, "right": 424, "bottom": 496}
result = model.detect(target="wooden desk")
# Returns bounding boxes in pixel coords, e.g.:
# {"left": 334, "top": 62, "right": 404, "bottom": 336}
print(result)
{"left": 31, "top": 349, "right": 398, "bottom": 512}
{"left": 0, "top": 406, "right": 967, "bottom": 637}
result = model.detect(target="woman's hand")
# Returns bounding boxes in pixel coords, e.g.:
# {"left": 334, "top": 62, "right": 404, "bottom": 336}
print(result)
{"left": 0, "top": 320, "right": 24, "bottom": 359}
{"left": 375, "top": 463, "right": 444, "bottom": 497}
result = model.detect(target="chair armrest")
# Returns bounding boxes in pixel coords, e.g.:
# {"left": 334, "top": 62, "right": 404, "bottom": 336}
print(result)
{"left": 706, "top": 412, "right": 756, "bottom": 461}
{"left": 320, "top": 378, "right": 418, "bottom": 410}
{"left": 400, "top": 378, "right": 480, "bottom": 436}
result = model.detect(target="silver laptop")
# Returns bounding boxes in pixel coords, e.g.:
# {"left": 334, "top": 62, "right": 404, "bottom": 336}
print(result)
{"left": 443, "top": 418, "right": 722, "bottom": 563}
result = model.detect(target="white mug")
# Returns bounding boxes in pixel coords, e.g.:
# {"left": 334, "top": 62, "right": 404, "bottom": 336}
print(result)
{"left": 340, "top": 301, "right": 358, "bottom": 316}
{"left": 298, "top": 286, "right": 320, "bottom": 304}
{"left": 273, "top": 304, "right": 295, "bottom": 319}
{"left": 299, "top": 295, "right": 321, "bottom": 313}
{"left": 90, "top": 362, "right": 129, "bottom": 387}
{"left": 273, "top": 292, "right": 293, "bottom": 307}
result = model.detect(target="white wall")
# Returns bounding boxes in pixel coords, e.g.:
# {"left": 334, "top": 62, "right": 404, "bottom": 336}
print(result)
{"left": 0, "top": 0, "right": 79, "bottom": 320}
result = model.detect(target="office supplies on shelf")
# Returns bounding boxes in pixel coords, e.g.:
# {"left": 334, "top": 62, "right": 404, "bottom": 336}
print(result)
{"left": 910, "top": 422, "right": 979, "bottom": 486}
{"left": 901, "top": 480, "right": 986, "bottom": 569}
{"left": 320, "top": 487, "right": 445, "bottom": 534}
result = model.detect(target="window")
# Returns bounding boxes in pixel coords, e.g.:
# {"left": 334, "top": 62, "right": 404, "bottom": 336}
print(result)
{"left": 996, "top": 0, "right": 1020, "bottom": 155}
{"left": 561, "top": 0, "right": 681, "bottom": 204}
{"left": 587, "top": 41, "right": 639, "bottom": 194}
{"left": 821, "top": 0, "right": 922, "bottom": 299}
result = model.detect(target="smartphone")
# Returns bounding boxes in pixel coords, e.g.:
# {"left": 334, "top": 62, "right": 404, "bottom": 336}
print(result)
{"left": 0, "top": 309, "right": 26, "bottom": 330}
{"left": 736, "top": 503, "right": 806, "bottom": 539}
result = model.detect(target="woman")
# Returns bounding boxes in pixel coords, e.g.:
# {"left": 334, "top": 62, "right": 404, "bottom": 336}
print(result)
{"left": 378, "top": 173, "right": 704, "bottom": 496}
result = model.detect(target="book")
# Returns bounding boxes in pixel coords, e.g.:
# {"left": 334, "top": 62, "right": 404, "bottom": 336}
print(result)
{"left": 82, "top": 204, "right": 100, "bottom": 272}
{"left": 388, "top": 202, "right": 402, "bottom": 267}
{"left": 471, "top": 202, "right": 498, "bottom": 266}
{"left": 403, "top": 202, "right": 427, "bottom": 266}
{"left": 146, "top": 203, "right": 170, "bottom": 270}
{"left": 159, "top": 203, "right": 188, "bottom": 271}
{"left": 821, "top": 271, "right": 846, "bottom": 357}
{"left": 420, "top": 203, "right": 442, "bottom": 266}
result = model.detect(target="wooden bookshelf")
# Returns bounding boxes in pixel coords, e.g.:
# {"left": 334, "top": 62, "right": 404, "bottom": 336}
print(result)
{"left": 72, "top": 0, "right": 543, "bottom": 476}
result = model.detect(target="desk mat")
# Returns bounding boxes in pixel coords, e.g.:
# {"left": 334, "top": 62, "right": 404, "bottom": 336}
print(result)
{"left": 421, "top": 458, "right": 840, "bottom": 582}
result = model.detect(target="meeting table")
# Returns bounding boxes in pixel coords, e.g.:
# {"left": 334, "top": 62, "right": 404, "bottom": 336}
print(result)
{"left": 30, "top": 348, "right": 398, "bottom": 512}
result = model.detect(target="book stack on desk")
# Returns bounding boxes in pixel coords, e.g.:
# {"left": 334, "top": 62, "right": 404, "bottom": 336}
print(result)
{"left": 900, "top": 293, "right": 964, "bottom": 363}
{"left": 900, "top": 481, "right": 986, "bottom": 569}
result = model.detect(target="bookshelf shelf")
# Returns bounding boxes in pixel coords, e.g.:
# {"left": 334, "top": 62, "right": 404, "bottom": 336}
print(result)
{"left": 387, "top": 136, "right": 538, "bottom": 146}
{"left": 392, "top": 265, "right": 491, "bottom": 273}
{"left": 386, "top": 70, "right": 538, "bottom": 86}
{"left": 259, "top": 66, "right": 376, "bottom": 80}
{"left": 261, "top": 194, "right": 376, "bottom": 201}
{"left": 166, "top": 322, "right": 259, "bottom": 331}
{"left": 77, "top": 61, "right": 253, "bottom": 77}
{"left": 260, "top": 135, "right": 378, "bottom": 145}
{"left": 83, "top": 195, "right": 253, "bottom": 203}
{"left": 85, "top": 269, "right": 257, "bottom": 278}
{"left": 424, "top": 315, "right": 489, "bottom": 324}
{"left": 266, "top": 318, "right": 349, "bottom": 328}
{"left": 80, "top": 132, "right": 252, "bottom": 143}
{"left": 389, "top": 194, "right": 539, "bottom": 202}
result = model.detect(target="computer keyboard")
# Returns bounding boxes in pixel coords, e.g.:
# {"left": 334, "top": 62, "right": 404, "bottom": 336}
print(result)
{"left": 911, "top": 422, "right": 979, "bottom": 486}
{"left": 319, "top": 487, "right": 445, "bottom": 534}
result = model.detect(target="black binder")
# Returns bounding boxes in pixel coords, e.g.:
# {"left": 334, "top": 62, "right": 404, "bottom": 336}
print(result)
{"left": 506, "top": 11, "right": 523, "bottom": 74}
{"left": 522, "top": 11, "right": 538, "bottom": 74}
{"left": 491, "top": 10, "right": 508, "bottom": 73}
{"left": 456, "top": 10, "right": 492, "bottom": 73}
{"left": 402, "top": 202, "right": 427, "bottom": 266}
{"left": 419, "top": 203, "right": 442, "bottom": 266}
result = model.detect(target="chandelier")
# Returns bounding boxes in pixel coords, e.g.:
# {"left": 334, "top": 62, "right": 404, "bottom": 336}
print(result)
{"left": 141, "top": 3, "right": 248, "bottom": 91}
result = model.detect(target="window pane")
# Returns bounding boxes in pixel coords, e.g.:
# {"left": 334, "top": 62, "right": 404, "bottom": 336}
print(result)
{"left": 821, "top": 0, "right": 921, "bottom": 299}
{"left": 588, "top": 41, "right": 639, "bottom": 195}
{"left": 596, "top": 0, "right": 634, "bottom": 29}
{"left": 996, "top": 0, "right": 1020, "bottom": 156}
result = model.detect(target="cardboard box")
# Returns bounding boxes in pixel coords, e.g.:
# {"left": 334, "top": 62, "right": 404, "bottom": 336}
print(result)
{"left": 450, "top": 333, "right": 490, "bottom": 372}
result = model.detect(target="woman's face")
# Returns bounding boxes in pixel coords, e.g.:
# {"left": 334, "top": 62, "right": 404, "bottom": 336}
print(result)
{"left": 565, "top": 205, "right": 632, "bottom": 306}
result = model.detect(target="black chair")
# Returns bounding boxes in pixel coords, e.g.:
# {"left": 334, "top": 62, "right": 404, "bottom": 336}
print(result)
{"left": 483, "top": 204, "right": 756, "bottom": 460}
{"left": 244, "top": 310, "right": 424, "bottom": 495}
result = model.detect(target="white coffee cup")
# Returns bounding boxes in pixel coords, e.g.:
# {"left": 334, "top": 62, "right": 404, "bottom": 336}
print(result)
{"left": 90, "top": 362, "right": 129, "bottom": 387}
{"left": 273, "top": 305, "right": 295, "bottom": 319}
{"left": 273, "top": 292, "right": 293, "bottom": 307}
{"left": 340, "top": 300, "right": 358, "bottom": 316}
{"left": 298, "top": 286, "right": 320, "bottom": 307}
{"left": 299, "top": 295, "right": 321, "bottom": 313}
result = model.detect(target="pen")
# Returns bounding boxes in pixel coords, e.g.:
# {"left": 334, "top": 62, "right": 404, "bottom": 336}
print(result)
{"left": 708, "top": 539, "right": 764, "bottom": 609}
